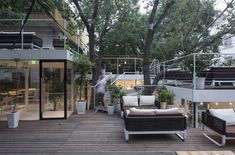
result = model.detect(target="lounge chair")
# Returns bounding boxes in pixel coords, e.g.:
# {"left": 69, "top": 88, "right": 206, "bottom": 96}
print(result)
{"left": 202, "top": 109, "right": 235, "bottom": 146}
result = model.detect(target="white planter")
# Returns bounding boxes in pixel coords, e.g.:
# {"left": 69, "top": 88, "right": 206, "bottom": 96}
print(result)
{"left": 107, "top": 105, "right": 114, "bottom": 115}
{"left": 76, "top": 100, "right": 86, "bottom": 114}
{"left": 195, "top": 77, "right": 205, "bottom": 89}
{"left": 7, "top": 111, "right": 20, "bottom": 128}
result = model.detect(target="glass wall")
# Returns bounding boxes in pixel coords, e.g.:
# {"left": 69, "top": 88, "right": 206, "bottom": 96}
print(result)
{"left": 0, "top": 60, "right": 40, "bottom": 120}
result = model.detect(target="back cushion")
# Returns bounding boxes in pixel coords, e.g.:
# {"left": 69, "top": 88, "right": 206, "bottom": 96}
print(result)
{"left": 209, "top": 109, "right": 235, "bottom": 125}
{"left": 139, "top": 96, "right": 155, "bottom": 106}
{"left": 129, "top": 108, "right": 155, "bottom": 115}
{"left": 122, "top": 96, "right": 138, "bottom": 107}
{"left": 155, "top": 108, "right": 179, "bottom": 114}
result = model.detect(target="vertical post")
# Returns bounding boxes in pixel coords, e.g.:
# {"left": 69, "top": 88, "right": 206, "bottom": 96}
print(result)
{"left": 192, "top": 102, "right": 198, "bottom": 128}
{"left": 193, "top": 53, "right": 196, "bottom": 90}
{"left": 24, "top": 68, "right": 29, "bottom": 111}
{"left": 21, "top": 19, "right": 24, "bottom": 50}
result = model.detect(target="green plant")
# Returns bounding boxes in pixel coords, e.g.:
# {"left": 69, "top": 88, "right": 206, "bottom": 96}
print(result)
{"left": 107, "top": 83, "right": 125, "bottom": 105}
{"left": 157, "top": 86, "right": 174, "bottom": 105}
{"left": 74, "top": 53, "right": 93, "bottom": 100}
{"left": 48, "top": 81, "right": 63, "bottom": 111}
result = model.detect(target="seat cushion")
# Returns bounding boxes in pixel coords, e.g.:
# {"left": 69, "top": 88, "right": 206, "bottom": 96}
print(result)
{"left": 209, "top": 109, "right": 235, "bottom": 126}
{"left": 139, "top": 95, "right": 155, "bottom": 106}
{"left": 122, "top": 96, "right": 138, "bottom": 107}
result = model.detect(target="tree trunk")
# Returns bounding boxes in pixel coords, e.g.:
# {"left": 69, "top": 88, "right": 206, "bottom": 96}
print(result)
{"left": 143, "top": 31, "right": 154, "bottom": 86}
{"left": 88, "top": 28, "right": 98, "bottom": 108}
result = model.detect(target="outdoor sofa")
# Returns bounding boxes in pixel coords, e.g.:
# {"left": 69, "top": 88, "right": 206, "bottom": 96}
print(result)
{"left": 202, "top": 109, "right": 235, "bottom": 146}
{"left": 121, "top": 96, "right": 187, "bottom": 142}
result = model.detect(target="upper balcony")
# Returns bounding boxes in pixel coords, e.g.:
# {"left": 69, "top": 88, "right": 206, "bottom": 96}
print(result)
{"left": 0, "top": 18, "right": 87, "bottom": 54}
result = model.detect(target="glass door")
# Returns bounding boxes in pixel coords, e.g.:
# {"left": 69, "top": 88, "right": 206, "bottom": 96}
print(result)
{"left": 39, "top": 60, "right": 67, "bottom": 119}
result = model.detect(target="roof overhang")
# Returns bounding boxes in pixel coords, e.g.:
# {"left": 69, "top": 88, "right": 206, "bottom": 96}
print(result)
{"left": 0, "top": 49, "right": 74, "bottom": 61}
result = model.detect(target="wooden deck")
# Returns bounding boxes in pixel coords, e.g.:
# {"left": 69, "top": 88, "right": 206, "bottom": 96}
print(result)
{"left": 0, "top": 111, "right": 235, "bottom": 155}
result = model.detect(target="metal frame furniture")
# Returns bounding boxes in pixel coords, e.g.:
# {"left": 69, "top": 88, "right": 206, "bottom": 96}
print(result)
{"left": 202, "top": 110, "right": 235, "bottom": 147}
{"left": 123, "top": 111, "right": 187, "bottom": 142}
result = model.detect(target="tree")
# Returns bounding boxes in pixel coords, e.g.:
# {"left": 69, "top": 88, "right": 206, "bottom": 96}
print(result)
{"left": 142, "top": 0, "right": 176, "bottom": 86}
{"left": 71, "top": 0, "right": 139, "bottom": 82}
{"left": 104, "top": 7, "right": 147, "bottom": 56}
{"left": 143, "top": 0, "right": 235, "bottom": 85}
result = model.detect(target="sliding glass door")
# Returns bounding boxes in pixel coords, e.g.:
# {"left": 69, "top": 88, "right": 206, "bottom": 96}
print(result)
{"left": 39, "top": 60, "right": 67, "bottom": 119}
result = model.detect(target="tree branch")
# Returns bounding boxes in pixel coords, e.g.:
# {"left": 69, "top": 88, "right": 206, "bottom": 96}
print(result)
{"left": 190, "top": 0, "right": 235, "bottom": 50}
{"left": 72, "top": 0, "right": 90, "bottom": 30}
{"left": 153, "top": 0, "right": 175, "bottom": 34}
{"left": 92, "top": 0, "right": 100, "bottom": 20}
{"left": 195, "top": 26, "right": 235, "bottom": 52}
{"left": 148, "top": 0, "right": 159, "bottom": 28}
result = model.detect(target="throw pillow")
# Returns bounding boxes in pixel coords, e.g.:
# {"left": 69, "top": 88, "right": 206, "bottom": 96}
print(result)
{"left": 122, "top": 96, "right": 138, "bottom": 107}
{"left": 139, "top": 96, "right": 155, "bottom": 106}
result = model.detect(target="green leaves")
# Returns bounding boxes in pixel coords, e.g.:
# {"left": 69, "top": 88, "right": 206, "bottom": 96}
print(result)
{"left": 157, "top": 86, "right": 174, "bottom": 104}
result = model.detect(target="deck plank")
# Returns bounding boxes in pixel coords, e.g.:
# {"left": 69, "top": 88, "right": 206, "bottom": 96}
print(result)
{"left": 0, "top": 111, "right": 234, "bottom": 155}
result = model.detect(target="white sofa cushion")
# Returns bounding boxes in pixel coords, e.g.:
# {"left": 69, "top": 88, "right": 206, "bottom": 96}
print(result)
{"left": 155, "top": 108, "right": 179, "bottom": 114}
{"left": 209, "top": 109, "right": 235, "bottom": 126}
{"left": 129, "top": 108, "right": 155, "bottom": 115}
{"left": 122, "top": 96, "right": 138, "bottom": 107}
{"left": 139, "top": 95, "right": 155, "bottom": 106}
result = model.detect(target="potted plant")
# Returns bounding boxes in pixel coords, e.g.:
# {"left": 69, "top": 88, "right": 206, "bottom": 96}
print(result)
{"left": 106, "top": 82, "right": 126, "bottom": 114}
{"left": 157, "top": 86, "right": 174, "bottom": 109}
{"left": 48, "top": 81, "right": 63, "bottom": 111}
{"left": 74, "top": 53, "right": 93, "bottom": 114}
{"left": 7, "top": 99, "right": 20, "bottom": 128}
{"left": 104, "top": 91, "right": 114, "bottom": 115}
{"left": 7, "top": 58, "right": 20, "bottom": 128}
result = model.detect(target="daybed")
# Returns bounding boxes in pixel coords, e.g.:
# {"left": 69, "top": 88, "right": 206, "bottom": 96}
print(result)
{"left": 202, "top": 109, "right": 235, "bottom": 146}
{"left": 121, "top": 96, "right": 187, "bottom": 142}
{"left": 123, "top": 107, "right": 187, "bottom": 142}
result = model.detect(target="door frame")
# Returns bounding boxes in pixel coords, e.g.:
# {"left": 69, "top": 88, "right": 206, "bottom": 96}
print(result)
{"left": 39, "top": 60, "right": 67, "bottom": 120}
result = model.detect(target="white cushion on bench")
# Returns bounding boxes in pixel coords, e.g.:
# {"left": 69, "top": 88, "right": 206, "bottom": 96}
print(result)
{"left": 155, "top": 108, "right": 179, "bottom": 114}
{"left": 129, "top": 108, "right": 155, "bottom": 115}
{"left": 209, "top": 109, "right": 235, "bottom": 125}
{"left": 139, "top": 95, "right": 155, "bottom": 106}
{"left": 123, "top": 96, "right": 138, "bottom": 107}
